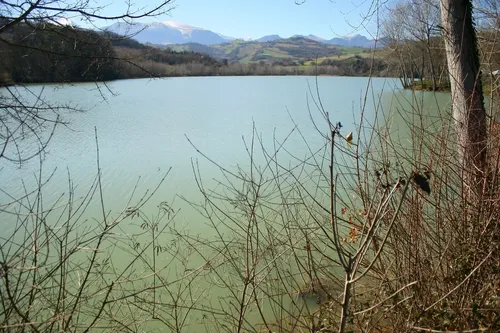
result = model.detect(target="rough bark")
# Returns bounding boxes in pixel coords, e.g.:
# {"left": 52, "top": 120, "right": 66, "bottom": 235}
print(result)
{"left": 439, "top": 0, "right": 488, "bottom": 188}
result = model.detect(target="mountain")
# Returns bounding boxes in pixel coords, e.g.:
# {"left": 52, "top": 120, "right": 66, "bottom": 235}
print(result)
{"left": 306, "top": 34, "right": 327, "bottom": 43}
{"left": 291, "top": 34, "right": 326, "bottom": 43}
{"left": 327, "top": 34, "right": 374, "bottom": 48}
{"left": 289, "top": 34, "right": 376, "bottom": 47}
{"left": 104, "top": 20, "right": 379, "bottom": 48}
{"left": 104, "top": 21, "right": 234, "bottom": 45}
{"left": 256, "top": 35, "right": 282, "bottom": 42}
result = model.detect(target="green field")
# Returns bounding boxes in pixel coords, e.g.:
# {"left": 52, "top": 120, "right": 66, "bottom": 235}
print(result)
{"left": 164, "top": 37, "right": 375, "bottom": 64}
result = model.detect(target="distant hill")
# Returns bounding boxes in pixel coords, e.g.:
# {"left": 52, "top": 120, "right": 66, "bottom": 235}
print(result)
{"left": 292, "top": 34, "right": 327, "bottom": 43}
{"left": 165, "top": 37, "right": 369, "bottom": 64}
{"left": 290, "top": 34, "right": 377, "bottom": 48}
{"left": 327, "top": 34, "right": 375, "bottom": 48}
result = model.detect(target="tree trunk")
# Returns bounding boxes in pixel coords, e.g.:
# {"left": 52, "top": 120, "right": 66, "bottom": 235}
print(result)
{"left": 439, "top": 0, "right": 488, "bottom": 189}
{"left": 426, "top": 44, "right": 438, "bottom": 91}
{"left": 421, "top": 52, "right": 426, "bottom": 89}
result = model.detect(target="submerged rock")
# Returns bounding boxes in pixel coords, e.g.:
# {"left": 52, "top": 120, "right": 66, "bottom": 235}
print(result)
{"left": 296, "top": 277, "right": 339, "bottom": 304}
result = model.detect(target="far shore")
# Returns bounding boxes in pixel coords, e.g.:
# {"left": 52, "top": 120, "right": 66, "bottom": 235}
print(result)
{"left": 1, "top": 73, "right": 397, "bottom": 87}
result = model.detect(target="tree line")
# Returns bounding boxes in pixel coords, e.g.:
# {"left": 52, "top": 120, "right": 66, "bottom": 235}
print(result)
{"left": 382, "top": 0, "right": 500, "bottom": 91}
{"left": 0, "top": 22, "right": 222, "bottom": 84}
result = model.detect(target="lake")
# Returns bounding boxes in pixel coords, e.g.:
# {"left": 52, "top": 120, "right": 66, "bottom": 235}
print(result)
{"left": 1, "top": 76, "right": 451, "bottom": 210}
{"left": 0, "top": 76, "right": 451, "bottom": 331}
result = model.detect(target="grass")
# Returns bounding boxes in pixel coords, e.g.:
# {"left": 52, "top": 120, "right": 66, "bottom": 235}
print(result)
{"left": 172, "top": 38, "right": 375, "bottom": 64}
{"left": 409, "top": 79, "right": 451, "bottom": 91}
{"left": 408, "top": 78, "right": 498, "bottom": 95}
{"left": 259, "top": 49, "right": 290, "bottom": 58}
{"left": 303, "top": 49, "right": 389, "bottom": 66}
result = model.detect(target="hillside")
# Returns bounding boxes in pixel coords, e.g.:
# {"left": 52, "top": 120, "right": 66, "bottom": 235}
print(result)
{"left": 166, "top": 37, "right": 369, "bottom": 64}
{"left": 0, "top": 23, "right": 222, "bottom": 84}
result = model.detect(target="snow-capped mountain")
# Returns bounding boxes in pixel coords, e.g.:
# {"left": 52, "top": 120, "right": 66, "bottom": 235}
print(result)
{"left": 291, "top": 34, "right": 326, "bottom": 43}
{"left": 104, "top": 21, "right": 234, "bottom": 45}
{"left": 305, "top": 34, "right": 327, "bottom": 43}
{"left": 55, "top": 17, "right": 73, "bottom": 27}
{"left": 104, "top": 21, "right": 378, "bottom": 48}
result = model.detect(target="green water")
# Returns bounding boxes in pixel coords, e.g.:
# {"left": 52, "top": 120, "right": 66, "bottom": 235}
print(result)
{"left": 0, "top": 77, "right": 452, "bottom": 215}
{"left": 0, "top": 76, "right": 452, "bottom": 331}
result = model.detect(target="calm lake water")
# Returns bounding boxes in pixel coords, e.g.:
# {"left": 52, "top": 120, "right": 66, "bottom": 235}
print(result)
{"left": 0, "top": 76, "right": 451, "bottom": 330}
{"left": 1, "top": 76, "right": 450, "bottom": 214}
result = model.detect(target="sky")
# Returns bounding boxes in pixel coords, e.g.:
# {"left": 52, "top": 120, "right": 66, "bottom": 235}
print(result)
{"left": 84, "top": 0, "right": 384, "bottom": 39}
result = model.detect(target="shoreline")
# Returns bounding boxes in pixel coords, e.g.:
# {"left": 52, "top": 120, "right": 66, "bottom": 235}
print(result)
{"left": 1, "top": 73, "right": 396, "bottom": 87}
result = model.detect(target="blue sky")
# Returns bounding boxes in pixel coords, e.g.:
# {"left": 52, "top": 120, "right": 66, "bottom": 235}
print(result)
{"left": 90, "top": 0, "right": 383, "bottom": 39}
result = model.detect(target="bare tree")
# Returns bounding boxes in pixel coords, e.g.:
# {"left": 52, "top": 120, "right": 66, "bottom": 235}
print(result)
{"left": 382, "top": 0, "right": 445, "bottom": 90}
{"left": 475, "top": 0, "right": 500, "bottom": 29}
{"left": 0, "top": 2, "right": 210, "bottom": 332}
{"left": 0, "top": 1, "right": 173, "bottom": 33}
